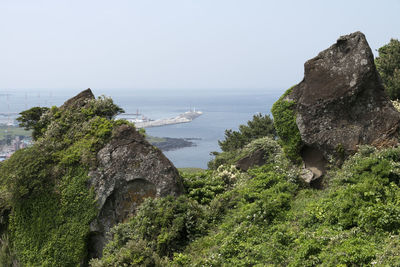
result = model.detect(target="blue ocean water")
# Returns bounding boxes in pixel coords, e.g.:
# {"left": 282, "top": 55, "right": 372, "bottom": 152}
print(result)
{"left": 0, "top": 88, "right": 282, "bottom": 168}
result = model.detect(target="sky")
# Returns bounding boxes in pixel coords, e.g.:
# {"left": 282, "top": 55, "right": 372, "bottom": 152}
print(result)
{"left": 1, "top": 0, "right": 400, "bottom": 92}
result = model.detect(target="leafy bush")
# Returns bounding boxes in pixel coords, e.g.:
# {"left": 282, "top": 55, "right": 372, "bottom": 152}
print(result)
{"left": 7, "top": 91, "right": 400, "bottom": 267}
{"left": 81, "top": 95, "right": 125, "bottom": 119}
{"left": 290, "top": 146, "right": 400, "bottom": 265}
{"left": 271, "top": 86, "right": 302, "bottom": 163}
{"left": 91, "top": 239, "right": 162, "bottom": 267}
{"left": 0, "top": 95, "right": 127, "bottom": 266}
{"left": 93, "top": 161, "right": 299, "bottom": 266}
{"left": 208, "top": 136, "right": 285, "bottom": 169}
{"left": 89, "top": 140, "right": 400, "bottom": 266}
{"left": 92, "top": 196, "right": 208, "bottom": 266}
{"left": 392, "top": 99, "right": 400, "bottom": 112}
{"left": 16, "top": 106, "right": 50, "bottom": 140}
{"left": 0, "top": 233, "right": 18, "bottom": 267}
{"left": 375, "top": 235, "right": 400, "bottom": 266}
{"left": 218, "top": 113, "right": 276, "bottom": 153}
{"left": 305, "top": 146, "right": 400, "bottom": 232}
{"left": 180, "top": 165, "right": 299, "bottom": 266}
{"left": 376, "top": 38, "right": 400, "bottom": 100}
{"left": 182, "top": 165, "right": 245, "bottom": 205}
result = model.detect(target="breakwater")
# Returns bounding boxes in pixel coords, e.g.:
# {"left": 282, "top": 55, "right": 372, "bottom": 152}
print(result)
{"left": 133, "top": 110, "right": 203, "bottom": 128}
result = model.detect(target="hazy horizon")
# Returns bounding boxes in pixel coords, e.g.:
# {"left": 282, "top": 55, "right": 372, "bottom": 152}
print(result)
{"left": 1, "top": 0, "right": 400, "bottom": 91}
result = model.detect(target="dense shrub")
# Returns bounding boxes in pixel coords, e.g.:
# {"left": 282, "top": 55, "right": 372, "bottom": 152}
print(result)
{"left": 176, "top": 165, "right": 299, "bottom": 266}
{"left": 93, "top": 144, "right": 400, "bottom": 266}
{"left": 375, "top": 235, "right": 400, "bottom": 265}
{"left": 293, "top": 146, "right": 400, "bottom": 265}
{"left": 208, "top": 136, "right": 284, "bottom": 169}
{"left": 0, "top": 96, "right": 127, "bottom": 266}
{"left": 271, "top": 86, "right": 302, "bottom": 163}
{"left": 218, "top": 113, "right": 276, "bottom": 153}
{"left": 306, "top": 146, "right": 400, "bottom": 231}
{"left": 376, "top": 38, "right": 400, "bottom": 100}
{"left": 5, "top": 92, "right": 400, "bottom": 266}
{"left": 91, "top": 196, "right": 208, "bottom": 266}
{"left": 182, "top": 169, "right": 228, "bottom": 205}
{"left": 0, "top": 233, "right": 17, "bottom": 267}
{"left": 16, "top": 106, "right": 50, "bottom": 140}
{"left": 92, "top": 160, "right": 299, "bottom": 266}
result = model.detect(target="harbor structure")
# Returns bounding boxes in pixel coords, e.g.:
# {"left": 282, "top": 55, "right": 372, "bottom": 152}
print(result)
{"left": 129, "top": 109, "right": 203, "bottom": 128}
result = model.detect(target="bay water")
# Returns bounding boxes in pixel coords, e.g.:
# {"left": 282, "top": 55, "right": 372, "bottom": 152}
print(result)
{"left": 0, "top": 88, "right": 282, "bottom": 168}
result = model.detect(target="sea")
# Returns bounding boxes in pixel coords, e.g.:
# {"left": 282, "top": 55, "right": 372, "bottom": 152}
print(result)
{"left": 0, "top": 88, "right": 283, "bottom": 168}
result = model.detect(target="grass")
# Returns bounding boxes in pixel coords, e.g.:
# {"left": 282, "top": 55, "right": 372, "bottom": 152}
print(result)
{"left": 0, "top": 126, "right": 31, "bottom": 141}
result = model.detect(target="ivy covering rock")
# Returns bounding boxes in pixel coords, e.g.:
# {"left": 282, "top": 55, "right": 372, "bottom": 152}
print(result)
{"left": 0, "top": 89, "right": 183, "bottom": 266}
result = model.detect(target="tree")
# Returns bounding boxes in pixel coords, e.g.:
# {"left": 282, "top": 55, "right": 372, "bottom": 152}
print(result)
{"left": 16, "top": 107, "right": 50, "bottom": 141}
{"left": 375, "top": 38, "right": 400, "bottom": 100}
{"left": 218, "top": 113, "right": 276, "bottom": 152}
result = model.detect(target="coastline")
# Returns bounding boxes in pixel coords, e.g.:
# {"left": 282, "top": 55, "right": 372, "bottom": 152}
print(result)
{"left": 148, "top": 136, "right": 199, "bottom": 151}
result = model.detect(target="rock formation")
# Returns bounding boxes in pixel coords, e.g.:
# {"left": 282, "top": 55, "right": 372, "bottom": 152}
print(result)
{"left": 56, "top": 89, "right": 184, "bottom": 259}
{"left": 236, "top": 148, "right": 267, "bottom": 171}
{"left": 61, "top": 88, "right": 95, "bottom": 109}
{"left": 88, "top": 124, "right": 183, "bottom": 258}
{"left": 281, "top": 31, "right": 400, "bottom": 180}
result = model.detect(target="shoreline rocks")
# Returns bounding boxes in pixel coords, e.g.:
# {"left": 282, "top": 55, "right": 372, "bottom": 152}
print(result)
{"left": 150, "top": 137, "right": 198, "bottom": 151}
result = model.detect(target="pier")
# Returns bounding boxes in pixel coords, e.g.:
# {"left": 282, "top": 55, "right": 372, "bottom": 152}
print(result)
{"left": 133, "top": 110, "right": 203, "bottom": 128}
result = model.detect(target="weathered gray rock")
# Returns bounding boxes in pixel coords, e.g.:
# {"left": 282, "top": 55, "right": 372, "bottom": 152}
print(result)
{"left": 236, "top": 148, "right": 267, "bottom": 171}
{"left": 287, "top": 31, "right": 400, "bottom": 169}
{"left": 88, "top": 124, "right": 183, "bottom": 258}
{"left": 60, "top": 88, "right": 95, "bottom": 109}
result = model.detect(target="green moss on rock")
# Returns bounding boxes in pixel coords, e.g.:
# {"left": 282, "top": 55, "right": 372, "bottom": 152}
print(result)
{"left": 208, "top": 137, "right": 285, "bottom": 170}
{"left": 271, "top": 86, "right": 302, "bottom": 164}
{"left": 0, "top": 93, "right": 125, "bottom": 266}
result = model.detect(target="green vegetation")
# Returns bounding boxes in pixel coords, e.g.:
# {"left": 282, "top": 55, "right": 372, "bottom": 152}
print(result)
{"left": 16, "top": 106, "right": 50, "bottom": 140}
{"left": 208, "top": 136, "right": 283, "bottom": 169}
{"left": 0, "top": 233, "right": 17, "bottom": 267}
{"left": 0, "top": 96, "right": 125, "bottom": 266}
{"left": 271, "top": 86, "right": 303, "bottom": 164}
{"left": 90, "top": 88, "right": 400, "bottom": 266}
{"left": 209, "top": 113, "right": 277, "bottom": 169}
{"left": 376, "top": 38, "right": 400, "bottom": 100}
{"left": 178, "top": 168, "right": 205, "bottom": 174}
{"left": 91, "top": 196, "right": 209, "bottom": 266}
{"left": 392, "top": 99, "right": 400, "bottom": 112}
{"left": 91, "top": 155, "right": 299, "bottom": 266}
{"left": 218, "top": 113, "right": 276, "bottom": 153}
{"left": 3, "top": 86, "right": 400, "bottom": 266}
{"left": 91, "top": 143, "right": 400, "bottom": 266}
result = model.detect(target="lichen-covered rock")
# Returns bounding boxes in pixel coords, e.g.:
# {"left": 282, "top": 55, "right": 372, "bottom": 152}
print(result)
{"left": 60, "top": 88, "right": 95, "bottom": 109}
{"left": 277, "top": 32, "right": 400, "bottom": 178}
{"left": 88, "top": 124, "right": 184, "bottom": 258}
{"left": 235, "top": 148, "right": 267, "bottom": 171}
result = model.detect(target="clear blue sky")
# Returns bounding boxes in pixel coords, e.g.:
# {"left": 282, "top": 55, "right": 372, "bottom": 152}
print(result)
{"left": 1, "top": 0, "right": 399, "bottom": 91}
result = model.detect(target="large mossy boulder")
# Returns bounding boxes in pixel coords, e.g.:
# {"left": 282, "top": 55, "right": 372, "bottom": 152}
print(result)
{"left": 273, "top": 32, "right": 400, "bottom": 180}
{"left": 88, "top": 124, "right": 183, "bottom": 258}
{"left": 0, "top": 89, "right": 183, "bottom": 266}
